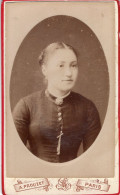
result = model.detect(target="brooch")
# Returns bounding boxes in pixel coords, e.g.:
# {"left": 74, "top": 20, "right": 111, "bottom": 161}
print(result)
{"left": 55, "top": 98, "right": 63, "bottom": 106}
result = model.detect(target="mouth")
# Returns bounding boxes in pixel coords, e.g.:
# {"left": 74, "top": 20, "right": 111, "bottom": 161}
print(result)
{"left": 62, "top": 79, "right": 73, "bottom": 82}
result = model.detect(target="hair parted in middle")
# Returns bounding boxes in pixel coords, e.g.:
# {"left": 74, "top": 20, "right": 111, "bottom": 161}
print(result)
{"left": 38, "top": 42, "right": 78, "bottom": 66}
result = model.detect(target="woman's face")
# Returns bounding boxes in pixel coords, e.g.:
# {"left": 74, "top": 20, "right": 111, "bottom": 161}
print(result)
{"left": 42, "top": 48, "right": 78, "bottom": 94}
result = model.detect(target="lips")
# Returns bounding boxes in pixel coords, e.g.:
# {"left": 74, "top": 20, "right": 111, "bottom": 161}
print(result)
{"left": 62, "top": 80, "right": 73, "bottom": 81}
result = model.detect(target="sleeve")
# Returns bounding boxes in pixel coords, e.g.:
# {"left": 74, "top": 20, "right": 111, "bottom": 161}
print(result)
{"left": 12, "top": 99, "right": 30, "bottom": 145}
{"left": 83, "top": 101, "right": 101, "bottom": 151}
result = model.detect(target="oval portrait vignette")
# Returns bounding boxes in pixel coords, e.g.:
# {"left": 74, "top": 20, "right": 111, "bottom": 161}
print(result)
{"left": 10, "top": 15, "right": 109, "bottom": 163}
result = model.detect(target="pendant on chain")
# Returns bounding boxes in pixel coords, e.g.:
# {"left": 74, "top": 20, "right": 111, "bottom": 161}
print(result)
{"left": 57, "top": 130, "right": 63, "bottom": 155}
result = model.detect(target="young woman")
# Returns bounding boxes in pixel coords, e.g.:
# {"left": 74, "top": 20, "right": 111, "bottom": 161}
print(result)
{"left": 13, "top": 42, "right": 101, "bottom": 163}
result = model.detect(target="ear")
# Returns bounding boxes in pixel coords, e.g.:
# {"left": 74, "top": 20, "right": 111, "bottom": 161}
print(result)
{"left": 41, "top": 64, "right": 47, "bottom": 76}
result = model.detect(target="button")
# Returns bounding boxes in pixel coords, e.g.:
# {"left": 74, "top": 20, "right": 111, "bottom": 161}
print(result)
{"left": 59, "top": 120, "right": 63, "bottom": 126}
{"left": 61, "top": 125, "right": 63, "bottom": 130}
{"left": 57, "top": 107, "right": 61, "bottom": 112}
{"left": 58, "top": 117, "right": 62, "bottom": 121}
{"left": 58, "top": 112, "right": 62, "bottom": 117}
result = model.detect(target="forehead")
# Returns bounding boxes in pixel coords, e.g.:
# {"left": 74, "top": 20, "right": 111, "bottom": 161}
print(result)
{"left": 47, "top": 48, "right": 77, "bottom": 62}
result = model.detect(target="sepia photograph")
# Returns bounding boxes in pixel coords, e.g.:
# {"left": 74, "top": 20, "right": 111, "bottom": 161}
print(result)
{"left": 10, "top": 15, "right": 109, "bottom": 163}
{"left": 2, "top": 1, "right": 119, "bottom": 194}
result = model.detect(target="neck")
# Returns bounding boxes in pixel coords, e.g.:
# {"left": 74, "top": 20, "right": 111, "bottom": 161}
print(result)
{"left": 47, "top": 86, "right": 70, "bottom": 98}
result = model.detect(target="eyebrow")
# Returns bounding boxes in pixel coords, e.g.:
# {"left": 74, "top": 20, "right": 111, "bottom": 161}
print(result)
{"left": 71, "top": 61, "right": 77, "bottom": 63}
{"left": 58, "top": 60, "right": 77, "bottom": 63}
{"left": 58, "top": 61, "right": 65, "bottom": 63}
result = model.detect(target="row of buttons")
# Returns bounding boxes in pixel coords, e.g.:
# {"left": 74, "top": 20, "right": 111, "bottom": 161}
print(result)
{"left": 57, "top": 106, "right": 63, "bottom": 130}
{"left": 57, "top": 106, "right": 62, "bottom": 122}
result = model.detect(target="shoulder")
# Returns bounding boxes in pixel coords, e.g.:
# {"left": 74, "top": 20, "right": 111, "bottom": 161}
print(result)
{"left": 71, "top": 92, "right": 100, "bottom": 121}
{"left": 13, "top": 90, "right": 44, "bottom": 111}
{"left": 21, "top": 90, "right": 45, "bottom": 110}
{"left": 70, "top": 91, "right": 99, "bottom": 113}
{"left": 22, "top": 90, "right": 43, "bottom": 103}
{"left": 71, "top": 91, "right": 94, "bottom": 106}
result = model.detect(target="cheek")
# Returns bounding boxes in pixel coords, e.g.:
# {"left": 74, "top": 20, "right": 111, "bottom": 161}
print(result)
{"left": 47, "top": 68, "right": 62, "bottom": 78}
{"left": 46, "top": 69, "right": 55, "bottom": 78}
{"left": 47, "top": 70, "right": 60, "bottom": 82}
{"left": 74, "top": 69, "right": 78, "bottom": 78}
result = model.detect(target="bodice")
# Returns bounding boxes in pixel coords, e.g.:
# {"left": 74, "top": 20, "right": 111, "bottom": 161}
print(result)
{"left": 13, "top": 90, "right": 101, "bottom": 163}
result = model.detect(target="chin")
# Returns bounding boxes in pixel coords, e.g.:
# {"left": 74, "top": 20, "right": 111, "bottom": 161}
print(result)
{"left": 57, "top": 84, "right": 74, "bottom": 93}
{"left": 64, "top": 85, "right": 74, "bottom": 91}
{"left": 60, "top": 87, "right": 73, "bottom": 92}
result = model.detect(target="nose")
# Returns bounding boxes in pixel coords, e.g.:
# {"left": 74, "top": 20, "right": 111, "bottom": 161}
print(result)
{"left": 65, "top": 67, "right": 72, "bottom": 77}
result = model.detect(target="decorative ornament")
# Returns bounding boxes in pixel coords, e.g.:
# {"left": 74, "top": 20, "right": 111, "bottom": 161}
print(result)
{"left": 55, "top": 98, "right": 63, "bottom": 106}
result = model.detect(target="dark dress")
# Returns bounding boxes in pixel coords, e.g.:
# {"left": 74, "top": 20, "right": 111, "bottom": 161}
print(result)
{"left": 13, "top": 90, "right": 101, "bottom": 163}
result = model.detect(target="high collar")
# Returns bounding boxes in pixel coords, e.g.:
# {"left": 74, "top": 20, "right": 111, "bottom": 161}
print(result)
{"left": 45, "top": 89, "right": 71, "bottom": 106}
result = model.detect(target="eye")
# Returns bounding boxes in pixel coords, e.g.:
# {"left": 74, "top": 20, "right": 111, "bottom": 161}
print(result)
{"left": 71, "top": 64, "right": 77, "bottom": 67}
{"left": 59, "top": 64, "right": 64, "bottom": 67}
